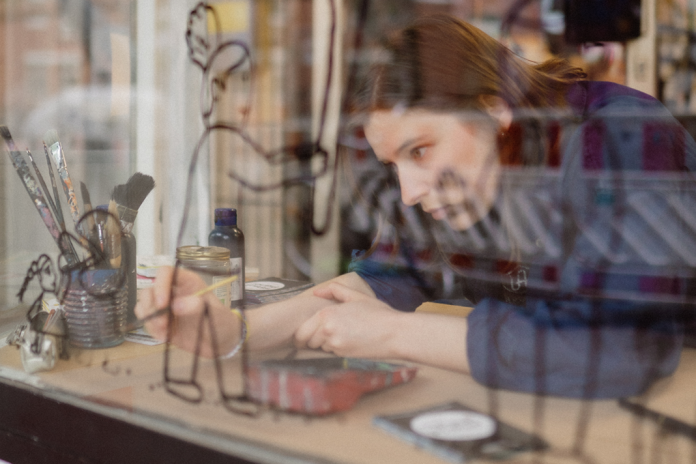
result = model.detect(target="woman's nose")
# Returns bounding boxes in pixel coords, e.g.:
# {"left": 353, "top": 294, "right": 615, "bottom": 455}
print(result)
{"left": 398, "top": 167, "right": 429, "bottom": 206}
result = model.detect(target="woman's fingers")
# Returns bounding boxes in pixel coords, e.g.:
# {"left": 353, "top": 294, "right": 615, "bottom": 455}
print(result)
{"left": 135, "top": 266, "right": 209, "bottom": 340}
{"left": 134, "top": 286, "right": 154, "bottom": 320}
{"left": 313, "top": 282, "right": 370, "bottom": 303}
{"left": 134, "top": 287, "right": 170, "bottom": 339}
{"left": 134, "top": 266, "right": 175, "bottom": 321}
{"left": 295, "top": 314, "right": 317, "bottom": 348}
{"left": 295, "top": 307, "right": 350, "bottom": 355}
{"left": 132, "top": 265, "right": 240, "bottom": 357}
{"left": 295, "top": 309, "right": 327, "bottom": 350}
{"left": 153, "top": 266, "right": 176, "bottom": 308}
{"left": 171, "top": 293, "right": 206, "bottom": 316}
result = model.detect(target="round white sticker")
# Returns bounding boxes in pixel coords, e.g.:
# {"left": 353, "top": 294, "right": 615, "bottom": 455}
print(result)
{"left": 409, "top": 410, "right": 496, "bottom": 441}
{"left": 245, "top": 281, "right": 285, "bottom": 291}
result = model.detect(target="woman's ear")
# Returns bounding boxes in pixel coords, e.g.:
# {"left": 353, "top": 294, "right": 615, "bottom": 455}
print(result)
{"left": 478, "top": 95, "right": 512, "bottom": 130}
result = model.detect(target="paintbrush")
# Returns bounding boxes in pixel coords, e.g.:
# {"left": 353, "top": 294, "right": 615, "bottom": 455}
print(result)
{"left": 94, "top": 204, "right": 108, "bottom": 254}
{"left": 0, "top": 126, "right": 78, "bottom": 265}
{"left": 27, "top": 148, "right": 79, "bottom": 260}
{"left": 43, "top": 141, "right": 66, "bottom": 233}
{"left": 106, "top": 199, "right": 122, "bottom": 269}
{"left": 25, "top": 149, "right": 60, "bottom": 229}
{"left": 112, "top": 173, "right": 155, "bottom": 325}
{"left": 127, "top": 274, "right": 239, "bottom": 332}
{"left": 80, "top": 181, "right": 97, "bottom": 244}
{"left": 43, "top": 129, "right": 81, "bottom": 231}
{"left": 111, "top": 172, "right": 155, "bottom": 233}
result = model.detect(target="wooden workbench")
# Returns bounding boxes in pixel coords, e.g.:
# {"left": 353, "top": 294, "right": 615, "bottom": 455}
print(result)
{"left": 0, "top": 303, "right": 695, "bottom": 464}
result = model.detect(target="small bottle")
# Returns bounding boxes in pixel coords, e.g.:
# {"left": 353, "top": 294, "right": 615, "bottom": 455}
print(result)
{"left": 208, "top": 208, "right": 245, "bottom": 308}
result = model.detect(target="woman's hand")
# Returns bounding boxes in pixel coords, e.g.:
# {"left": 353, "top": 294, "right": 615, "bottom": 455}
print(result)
{"left": 134, "top": 266, "right": 241, "bottom": 358}
{"left": 296, "top": 277, "right": 470, "bottom": 373}
{"left": 294, "top": 281, "right": 404, "bottom": 359}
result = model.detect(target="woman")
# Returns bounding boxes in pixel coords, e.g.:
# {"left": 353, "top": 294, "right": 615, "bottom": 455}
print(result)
{"left": 136, "top": 15, "right": 696, "bottom": 398}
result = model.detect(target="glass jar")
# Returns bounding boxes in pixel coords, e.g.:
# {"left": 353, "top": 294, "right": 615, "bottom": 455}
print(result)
{"left": 176, "top": 246, "right": 232, "bottom": 307}
{"left": 62, "top": 269, "right": 128, "bottom": 349}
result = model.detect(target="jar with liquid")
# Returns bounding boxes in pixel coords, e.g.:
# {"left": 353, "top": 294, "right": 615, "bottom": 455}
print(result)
{"left": 176, "top": 246, "right": 231, "bottom": 307}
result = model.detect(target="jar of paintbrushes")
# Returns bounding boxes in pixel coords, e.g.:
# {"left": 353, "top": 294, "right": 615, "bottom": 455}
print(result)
{"left": 62, "top": 268, "right": 128, "bottom": 349}
{"left": 60, "top": 202, "right": 127, "bottom": 348}
{"left": 0, "top": 125, "right": 156, "bottom": 349}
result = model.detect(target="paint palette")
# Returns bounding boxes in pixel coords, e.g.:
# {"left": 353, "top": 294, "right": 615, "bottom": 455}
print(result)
{"left": 246, "top": 357, "right": 418, "bottom": 415}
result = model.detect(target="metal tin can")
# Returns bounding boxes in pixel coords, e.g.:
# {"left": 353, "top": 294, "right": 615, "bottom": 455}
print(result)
{"left": 176, "top": 246, "right": 231, "bottom": 306}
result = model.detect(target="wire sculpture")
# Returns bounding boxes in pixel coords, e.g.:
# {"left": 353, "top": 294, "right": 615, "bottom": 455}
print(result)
{"left": 159, "top": 0, "right": 343, "bottom": 416}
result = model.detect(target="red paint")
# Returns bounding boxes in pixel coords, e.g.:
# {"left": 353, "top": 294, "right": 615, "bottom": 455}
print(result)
{"left": 246, "top": 358, "right": 418, "bottom": 415}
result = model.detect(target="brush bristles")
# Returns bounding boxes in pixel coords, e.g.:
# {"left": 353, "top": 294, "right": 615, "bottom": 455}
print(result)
{"left": 0, "top": 126, "right": 16, "bottom": 150}
{"left": 126, "top": 172, "right": 155, "bottom": 210}
{"left": 80, "top": 181, "right": 92, "bottom": 208}
{"left": 111, "top": 183, "right": 128, "bottom": 204}
{"left": 43, "top": 129, "right": 60, "bottom": 148}
{"left": 0, "top": 126, "right": 12, "bottom": 139}
{"left": 111, "top": 172, "right": 155, "bottom": 211}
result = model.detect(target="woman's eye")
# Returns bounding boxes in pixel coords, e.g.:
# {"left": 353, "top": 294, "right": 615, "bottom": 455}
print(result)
{"left": 410, "top": 146, "right": 426, "bottom": 160}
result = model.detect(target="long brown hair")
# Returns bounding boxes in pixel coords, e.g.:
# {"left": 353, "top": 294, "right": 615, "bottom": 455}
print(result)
{"left": 355, "top": 14, "right": 586, "bottom": 117}
{"left": 350, "top": 15, "right": 587, "bottom": 272}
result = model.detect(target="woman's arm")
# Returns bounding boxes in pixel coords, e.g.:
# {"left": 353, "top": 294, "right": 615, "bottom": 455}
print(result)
{"left": 248, "top": 272, "right": 377, "bottom": 351}
{"left": 295, "top": 281, "right": 470, "bottom": 372}
{"left": 466, "top": 297, "right": 684, "bottom": 398}
{"left": 136, "top": 268, "right": 471, "bottom": 372}
{"left": 135, "top": 268, "right": 380, "bottom": 356}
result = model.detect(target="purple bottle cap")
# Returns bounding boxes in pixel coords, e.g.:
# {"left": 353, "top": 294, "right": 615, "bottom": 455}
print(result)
{"left": 214, "top": 208, "right": 237, "bottom": 226}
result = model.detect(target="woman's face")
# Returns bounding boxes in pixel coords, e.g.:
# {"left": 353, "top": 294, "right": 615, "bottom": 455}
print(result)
{"left": 364, "top": 108, "right": 502, "bottom": 231}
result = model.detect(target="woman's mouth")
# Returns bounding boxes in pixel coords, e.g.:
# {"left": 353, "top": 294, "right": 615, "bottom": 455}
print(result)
{"left": 427, "top": 207, "right": 448, "bottom": 221}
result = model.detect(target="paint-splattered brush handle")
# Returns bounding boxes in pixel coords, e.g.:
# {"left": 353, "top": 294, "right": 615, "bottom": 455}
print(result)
{"left": 54, "top": 161, "right": 93, "bottom": 258}
{"left": 28, "top": 148, "right": 80, "bottom": 260}
{"left": 48, "top": 141, "right": 81, "bottom": 229}
{"left": 26, "top": 149, "right": 59, "bottom": 228}
{"left": 6, "top": 150, "right": 78, "bottom": 265}
{"left": 57, "top": 167, "right": 81, "bottom": 227}
{"left": 43, "top": 141, "right": 66, "bottom": 232}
